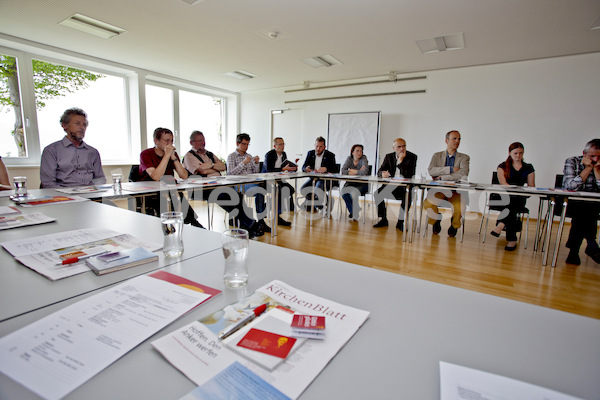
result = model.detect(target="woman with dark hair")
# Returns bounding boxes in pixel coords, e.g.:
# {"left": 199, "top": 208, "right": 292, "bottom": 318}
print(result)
{"left": 341, "top": 144, "right": 369, "bottom": 219}
{"left": 491, "top": 142, "right": 535, "bottom": 250}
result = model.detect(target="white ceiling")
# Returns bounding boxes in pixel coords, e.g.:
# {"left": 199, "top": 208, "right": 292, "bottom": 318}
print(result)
{"left": 1, "top": 0, "right": 599, "bottom": 93}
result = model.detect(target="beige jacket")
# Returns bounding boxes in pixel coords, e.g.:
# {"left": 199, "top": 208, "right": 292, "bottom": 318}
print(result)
{"left": 427, "top": 151, "right": 470, "bottom": 181}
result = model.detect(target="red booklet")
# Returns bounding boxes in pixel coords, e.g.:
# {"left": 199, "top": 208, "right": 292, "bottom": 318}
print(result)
{"left": 290, "top": 315, "right": 326, "bottom": 339}
{"left": 237, "top": 328, "right": 297, "bottom": 359}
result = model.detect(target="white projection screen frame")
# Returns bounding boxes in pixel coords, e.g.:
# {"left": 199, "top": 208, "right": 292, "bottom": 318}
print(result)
{"left": 327, "top": 112, "right": 381, "bottom": 175}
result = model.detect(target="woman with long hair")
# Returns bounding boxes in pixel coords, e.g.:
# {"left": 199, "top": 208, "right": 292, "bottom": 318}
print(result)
{"left": 491, "top": 142, "right": 535, "bottom": 250}
{"left": 341, "top": 144, "right": 369, "bottom": 219}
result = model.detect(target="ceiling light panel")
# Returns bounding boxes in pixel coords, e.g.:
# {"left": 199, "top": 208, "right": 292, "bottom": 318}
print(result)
{"left": 59, "top": 13, "right": 127, "bottom": 39}
{"left": 416, "top": 33, "right": 465, "bottom": 54}
{"left": 224, "top": 70, "right": 258, "bottom": 80}
{"left": 300, "top": 54, "right": 343, "bottom": 68}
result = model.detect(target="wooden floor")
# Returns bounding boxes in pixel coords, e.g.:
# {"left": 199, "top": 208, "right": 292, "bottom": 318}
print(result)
{"left": 194, "top": 199, "right": 600, "bottom": 320}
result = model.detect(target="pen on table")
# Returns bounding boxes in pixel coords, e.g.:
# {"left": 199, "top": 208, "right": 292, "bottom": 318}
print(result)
{"left": 55, "top": 250, "right": 109, "bottom": 266}
{"left": 218, "top": 303, "right": 268, "bottom": 340}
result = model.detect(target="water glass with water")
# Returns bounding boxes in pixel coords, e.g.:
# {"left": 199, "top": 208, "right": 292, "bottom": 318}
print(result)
{"left": 161, "top": 211, "right": 184, "bottom": 257}
{"left": 222, "top": 229, "right": 249, "bottom": 288}
{"left": 112, "top": 173, "right": 122, "bottom": 193}
{"left": 13, "top": 176, "right": 27, "bottom": 198}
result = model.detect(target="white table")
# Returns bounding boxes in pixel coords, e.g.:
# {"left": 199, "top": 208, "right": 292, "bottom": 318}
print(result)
{"left": 0, "top": 197, "right": 222, "bottom": 322}
{"left": 1, "top": 242, "right": 598, "bottom": 399}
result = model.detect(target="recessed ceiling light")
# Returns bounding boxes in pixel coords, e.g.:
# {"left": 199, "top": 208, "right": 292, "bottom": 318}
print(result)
{"left": 181, "top": 0, "right": 207, "bottom": 5}
{"left": 416, "top": 33, "right": 465, "bottom": 54}
{"left": 59, "top": 13, "right": 126, "bottom": 39}
{"left": 591, "top": 15, "right": 600, "bottom": 30}
{"left": 300, "top": 55, "right": 343, "bottom": 68}
{"left": 224, "top": 70, "right": 258, "bottom": 80}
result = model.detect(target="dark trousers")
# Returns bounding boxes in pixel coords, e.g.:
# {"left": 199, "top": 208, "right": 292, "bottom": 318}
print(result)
{"left": 145, "top": 192, "right": 198, "bottom": 223}
{"left": 375, "top": 185, "right": 411, "bottom": 221}
{"left": 497, "top": 195, "right": 526, "bottom": 242}
{"left": 566, "top": 200, "right": 600, "bottom": 251}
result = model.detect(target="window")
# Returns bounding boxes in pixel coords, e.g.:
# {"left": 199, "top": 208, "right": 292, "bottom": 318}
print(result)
{"left": 0, "top": 53, "right": 27, "bottom": 158}
{"left": 1, "top": 39, "right": 235, "bottom": 166}
{"left": 34, "top": 59, "right": 129, "bottom": 162}
{"left": 145, "top": 84, "right": 174, "bottom": 149}
{"left": 179, "top": 90, "right": 224, "bottom": 158}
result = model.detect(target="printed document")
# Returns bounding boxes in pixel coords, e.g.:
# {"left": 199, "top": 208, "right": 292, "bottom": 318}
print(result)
{"left": 0, "top": 274, "right": 214, "bottom": 400}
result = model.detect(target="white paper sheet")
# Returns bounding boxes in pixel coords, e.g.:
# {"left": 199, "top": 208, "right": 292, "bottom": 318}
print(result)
{"left": 0, "top": 275, "right": 211, "bottom": 400}
{"left": 439, "top": 361, "right": 583, "bottom": 400}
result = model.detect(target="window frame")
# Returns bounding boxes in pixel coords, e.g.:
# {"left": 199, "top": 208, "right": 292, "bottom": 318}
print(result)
{"left": 0, "top": 40, "right": 236, "bottom": 168}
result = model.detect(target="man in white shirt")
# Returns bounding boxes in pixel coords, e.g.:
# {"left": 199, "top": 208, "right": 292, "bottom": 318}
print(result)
{"left": 301, "top": 136, "right": 337, "bottom": 211}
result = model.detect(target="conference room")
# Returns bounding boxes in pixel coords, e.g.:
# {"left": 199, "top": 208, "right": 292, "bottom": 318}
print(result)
{"left": 1, "top": 1, "right": 599, "bottom": 399}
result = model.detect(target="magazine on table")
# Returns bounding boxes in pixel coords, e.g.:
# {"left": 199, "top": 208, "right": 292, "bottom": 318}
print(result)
{"left": 0, "top": 212, "right": 56, "bottom": 230}
{"left": 152, "top": 280, "right": 370, "bottom": 400}
{"left": 0, "top": 228, "right": 162, "bottom": 281}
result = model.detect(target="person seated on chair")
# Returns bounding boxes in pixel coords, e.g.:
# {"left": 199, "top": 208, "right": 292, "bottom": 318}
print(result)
{"left": 490, "top": 142, "right": 535, "bottom": 251}
{"left": 183, "top": 130, "right": 225, "bottom": 177}
{"left": 40, "top": 108, "right": 106, "bottom": 188}
{"left": 373, "top": 138, "right": 417, "bottom": 231}
{"left": 341, "top": 144, "right": 369, "bottom": 220}
{"left": 262, "top": 137, "right": 296, "bottom": 227}
{"left": 139, "top": 127, "right": 204, "bottom": 229}
{"left": 0, "top": 156, "right": 10, "bottom": 190}
{"left": 562, "top": 138, "right": 600, "bottom": 265}
{"left": 301, "top": 136, "right": 337, "bottom": 212}
{"left": 423, "top": 130, "right": 470, "bottom": 237}
{"left": 226, "top": 133, "right": 270, "bottom": 233}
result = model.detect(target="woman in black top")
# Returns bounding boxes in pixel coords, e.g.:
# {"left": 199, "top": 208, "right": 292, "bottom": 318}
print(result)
{"left": 491, "top": 142, "right": 535, "bottom": 251}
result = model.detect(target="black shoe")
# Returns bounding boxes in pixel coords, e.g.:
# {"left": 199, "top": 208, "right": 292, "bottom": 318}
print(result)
{"left": 396, "top": 221, "right": 404, "bottom": 231}
{"left": 566, "top": 250, "right": 581, "bottom": 265}
{"left": 248, "top": 222, "right": 265, "bottom": 238}
{"left": 258, "top": 219, "right": 271, "bottom": 233}
{"left": 584, "top": 245, "right": 600, "bottom": 264}
{"left": 348, "top": 213, "right": 353, "bottom": 219}
{"left": 185, "top": 219, "right": 205, "bottom": 229}
{"left": 505, "top": 243, "right": 517, "bottom": 251}
{"left": 448, "top": 225, "right": 458, "bottom": 237}
{"left": 490, "top": 230, "right": 501, "bottom": 237}
{"left": 432, "top": 220, "right": 442, "bottom": 235}
{"left": 277, "top": 217, "right": 292, "bottom": 227}
{"left": 373, "top": 219, "right": 389, "bottom": 228}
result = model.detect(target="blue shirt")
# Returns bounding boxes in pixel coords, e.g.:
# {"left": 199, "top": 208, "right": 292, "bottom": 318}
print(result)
{"left": 40, "top": 136, "right": 105, "bottom": 188}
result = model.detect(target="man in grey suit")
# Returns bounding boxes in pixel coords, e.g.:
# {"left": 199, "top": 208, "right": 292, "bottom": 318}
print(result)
{"left": 423, "top": 130, "right": 470, "bottom": 237}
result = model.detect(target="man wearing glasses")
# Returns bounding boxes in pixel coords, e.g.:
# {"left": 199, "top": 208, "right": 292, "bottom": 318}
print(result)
{"left": 183, "top": 131, "right": 225, "bottom": 177}
{"left": 226, "top": 133, "right": 270, "bottom": 234}
{"left": 139, "top": 127, "right": 204, "bottom": 228}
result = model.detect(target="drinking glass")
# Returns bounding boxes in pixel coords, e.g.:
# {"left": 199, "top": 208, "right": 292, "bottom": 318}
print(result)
{"left": 112, "top": 173, "right": 123, "bottom": 193}
{"left": 222, "top": 229, "right": 249, "bottom": 288}
{"left": 161, "top": 212, "right": 184, "bottom": 257}
{"left": 13, "top": 176, "right": 27, "bottom": 198}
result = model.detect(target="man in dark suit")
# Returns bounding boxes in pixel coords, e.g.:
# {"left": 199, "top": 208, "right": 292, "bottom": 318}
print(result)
{"left": 373, "top": 138, "right": 417, "bottom": 230}
{"left": 301, "top": 136, "right": 337, "bottom": 210}
{"left": 262, "top": 137, "right": 297, "bottom": 226}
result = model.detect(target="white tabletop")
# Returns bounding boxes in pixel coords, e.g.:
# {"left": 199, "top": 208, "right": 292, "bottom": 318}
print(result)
{"left": 1, "top": 242, "right": 598, "bottom": 400}
{"left": 0, "top": 198, "right": 222, "bottom": 322}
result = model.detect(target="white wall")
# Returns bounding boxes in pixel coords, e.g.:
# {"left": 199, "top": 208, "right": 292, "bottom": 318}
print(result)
{"left": 240, "top": 53, "right": 600, "bottom": 215}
